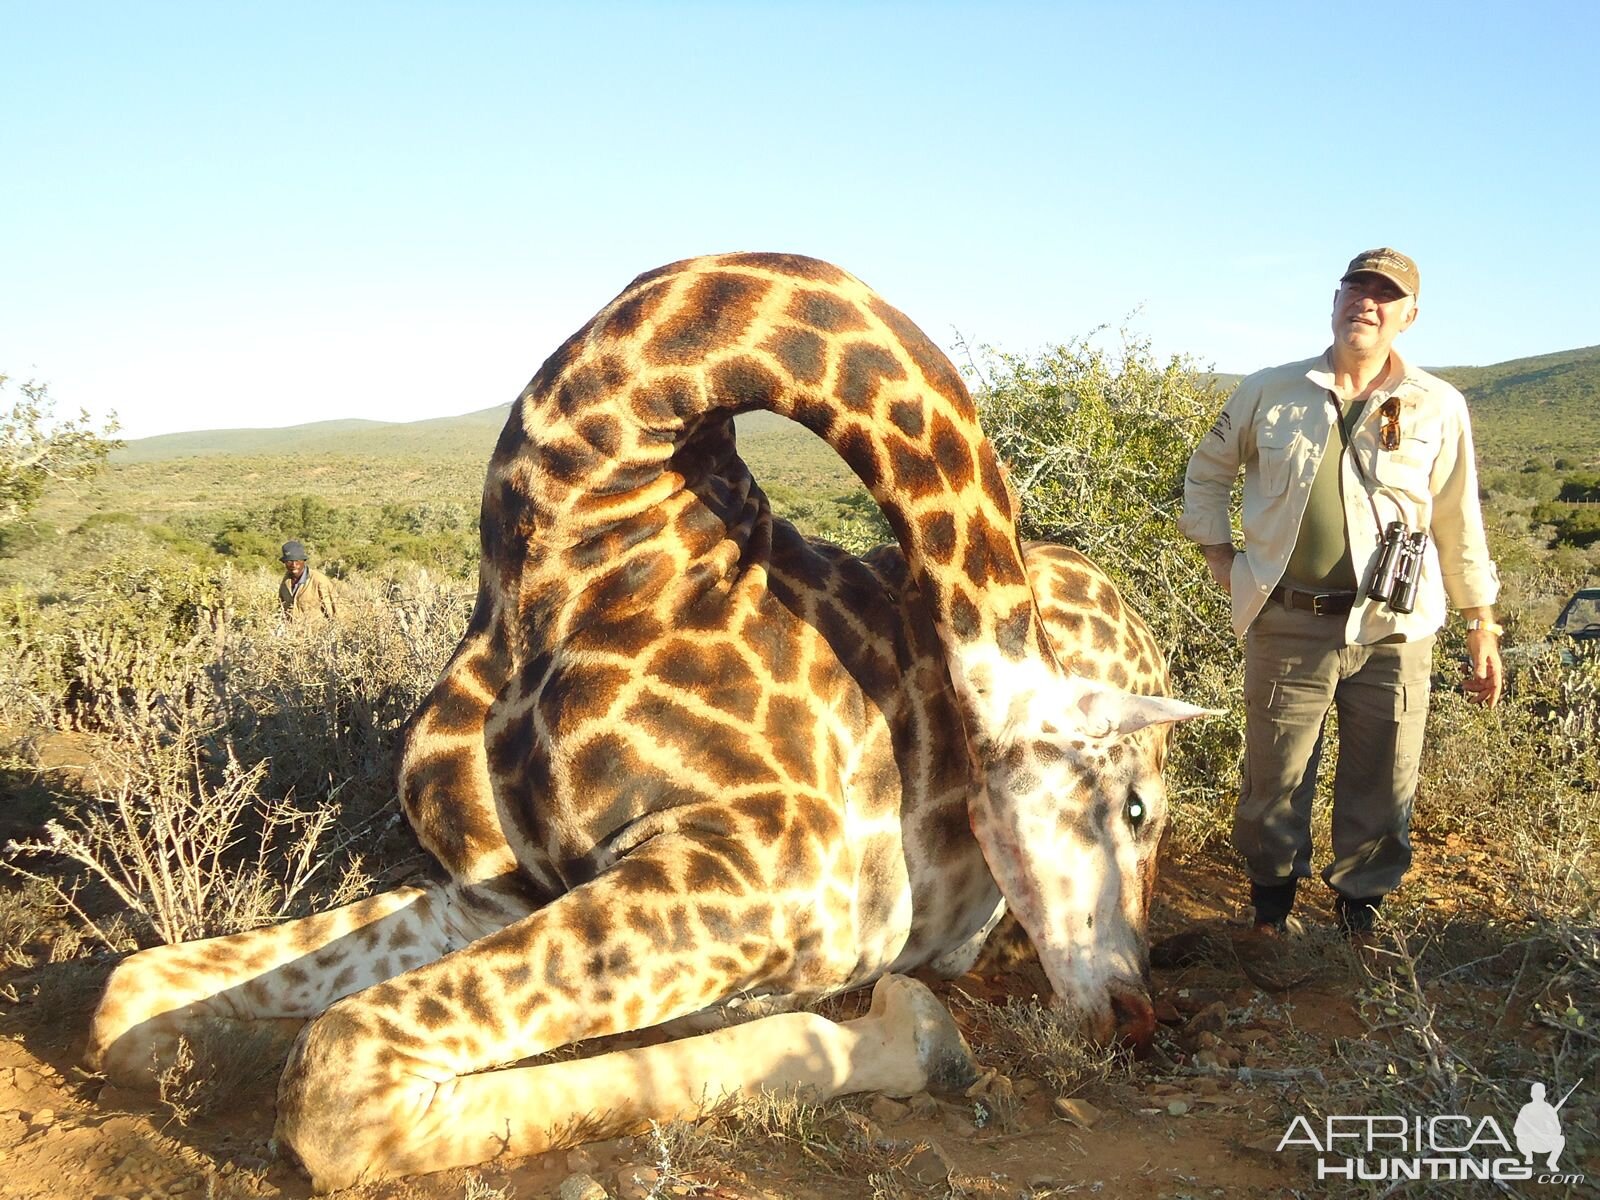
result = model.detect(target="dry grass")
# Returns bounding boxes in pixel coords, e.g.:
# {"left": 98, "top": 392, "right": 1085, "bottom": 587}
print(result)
{"left": 154, "top": 1020, "right": 290, "bottom": 1129}
{"left": 947, "top": 992, "right": 1123, "bottom": 1099}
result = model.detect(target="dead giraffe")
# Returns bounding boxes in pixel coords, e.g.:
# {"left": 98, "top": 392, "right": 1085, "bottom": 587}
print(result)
{"left": 88, "top": 253, "right": 1212, "bottom": 1190}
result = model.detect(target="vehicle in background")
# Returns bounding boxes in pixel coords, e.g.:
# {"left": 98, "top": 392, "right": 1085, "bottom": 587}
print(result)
{"left": 1555, "top": 587, "right": 1600, "bottom": 645}
{"left": 1551, "top": 586, "right": 1600, "bottom": 665}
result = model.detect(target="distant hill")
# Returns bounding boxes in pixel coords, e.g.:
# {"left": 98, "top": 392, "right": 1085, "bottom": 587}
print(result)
{"left": 116, "top": 406, "right": 514, "bottom": 463}
{"left": 1432, "top": 345, "right": 1600, "bottom": 468}
{"left": 115, "top": 345, "right": 1600, "bottom": 476}
{"left": 116, "top": 405, "right": 811, "bottom": 464}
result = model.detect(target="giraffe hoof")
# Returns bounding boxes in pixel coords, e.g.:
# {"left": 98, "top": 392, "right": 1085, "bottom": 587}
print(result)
{"left": 867, "top": 974, "right": 979, "bottom": 1094}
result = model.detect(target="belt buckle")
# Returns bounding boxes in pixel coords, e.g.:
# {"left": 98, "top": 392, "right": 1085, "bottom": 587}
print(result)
{"left": 1309, "top": 593, "right": 1331, "bottom": 616}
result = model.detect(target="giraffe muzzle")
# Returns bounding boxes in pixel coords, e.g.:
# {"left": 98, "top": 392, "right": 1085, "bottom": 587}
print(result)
{"left": 1110, "top": 986, "right": 1158, "bottom": 1057}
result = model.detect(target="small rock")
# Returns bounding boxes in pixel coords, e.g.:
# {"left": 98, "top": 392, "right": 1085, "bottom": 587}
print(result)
{"left": 843, "top": 1110, "right": 883, "bottom": 1144}
{"left": 96, "top": 1085, "right": 143, "bottom": 1112}
{"left": 1167, "top": 1100, "right": 1191, "bottom": 1116}
{"left": 941, "top": 1111, "right": 975, "bottom": 1138}
{"left": 1193, "top": 1076, "right": 1221, "bottom": 1095}
{"left": 1184, "top": 1000, "right": 1229, "bottom": 1036}
{"left": 1051, "top": 1097, "right": 1102, "bottom": 1129}
{"left": 1192, "top": 1049, "right": 1226, "bottom": 1071}
{"left": 1172, "top": 987, "right": 1227, "bottom": 1016}
{"left": 907, "top": 1092, "right": 942, "bottom": 1118}
{"left": 1153, "top": 999, "right": 1182, "bottom": 1025}
{"left": 566, "top": 1146, "right": 599, "bottom": 1175}
{"left": 29, "top": 1107, "right": 56, "bottom": 1127}
{"left": 558, "top": 1173, "right": 611, "bottom": 1200}
{"left": 967, "top": 1070, "right": 1018, "bottom": 1128}
{"left": 905, "top": 1144, "right": 952, "bottom": 1186}
{"left": 613, "top": 1165, "right": 660, "bottom": 1200}
{"left": 869, "top": 1095, "right": 910, "bottom": 1124}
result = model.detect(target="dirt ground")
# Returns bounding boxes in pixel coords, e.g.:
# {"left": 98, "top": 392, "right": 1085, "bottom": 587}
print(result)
{"left": 1, "top": 741, "right": 1594, "bottom": 1200}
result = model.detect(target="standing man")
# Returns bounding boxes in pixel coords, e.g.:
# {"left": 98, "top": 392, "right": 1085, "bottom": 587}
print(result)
{"left": 279, "top": 539, "right": 338, "bottom": 621}
{"left": 1179, "top": 248, "right": 1501, "bottom": 938}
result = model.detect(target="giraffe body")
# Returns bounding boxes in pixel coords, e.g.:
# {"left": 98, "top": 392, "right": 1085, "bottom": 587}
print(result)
{"left": 89, "top": 254, "right": 1210, "bottom": 1189}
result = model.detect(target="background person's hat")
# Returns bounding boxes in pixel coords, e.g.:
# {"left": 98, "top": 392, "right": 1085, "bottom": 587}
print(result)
{"left": 281, "top": 540, "right": 309, "bottom": 562}
{"left": 1341, "top": 247, "right": 1419, "bottom": 297}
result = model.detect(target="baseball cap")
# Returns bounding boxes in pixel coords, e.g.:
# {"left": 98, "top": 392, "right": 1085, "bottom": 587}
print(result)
{"left": 1341, "top": 248, "right": 1419, "bottom": 297}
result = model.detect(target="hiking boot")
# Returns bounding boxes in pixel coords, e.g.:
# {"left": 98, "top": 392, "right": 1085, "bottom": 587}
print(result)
{"left": 1250, "top": 878, "right": 1298, "bottom": 933}
{"left": 1335, "top": 894, "right": 1382, "bottom": 939}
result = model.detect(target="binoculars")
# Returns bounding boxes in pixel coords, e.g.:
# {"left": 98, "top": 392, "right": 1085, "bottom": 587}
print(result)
{"left": 1367, "top": 521, "right": 1428, "bottom": 614}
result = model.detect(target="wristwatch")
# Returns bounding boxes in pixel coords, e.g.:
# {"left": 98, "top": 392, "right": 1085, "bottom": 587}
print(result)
{"left": 1465, "top": 618, "right": 1503, "bottom": 636}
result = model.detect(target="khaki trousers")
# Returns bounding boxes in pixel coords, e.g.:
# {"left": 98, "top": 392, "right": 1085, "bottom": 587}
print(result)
{"left": 1235, "top": 601, "right": 1434, "bottom": 900}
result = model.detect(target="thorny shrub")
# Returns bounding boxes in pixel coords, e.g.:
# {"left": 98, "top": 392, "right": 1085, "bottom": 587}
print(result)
{"left": 6, "top": 722, "right": 373, "bottom": 947}
{"left": 1, "top": 560, "right": 472, "bottom": 954}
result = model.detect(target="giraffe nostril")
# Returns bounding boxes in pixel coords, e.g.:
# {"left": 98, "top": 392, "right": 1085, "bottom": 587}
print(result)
{"left": 1111, "top": 989, "right": 1157, "bottom": 1058}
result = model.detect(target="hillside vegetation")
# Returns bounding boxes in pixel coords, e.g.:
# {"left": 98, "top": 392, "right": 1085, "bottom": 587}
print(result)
{"left": 1435, "top": 344, "right": 1600, "bottom": 468}
{"left": 111, "top": 342, "right": 1600, "bottom": 473}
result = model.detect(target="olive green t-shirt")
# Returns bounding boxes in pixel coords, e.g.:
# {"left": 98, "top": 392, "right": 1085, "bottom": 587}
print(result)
{"left": 1284, "top": 397, "right": 1368, "bottom": 590}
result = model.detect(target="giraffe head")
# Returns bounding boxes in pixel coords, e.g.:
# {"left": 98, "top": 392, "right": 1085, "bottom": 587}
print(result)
{"left": 950, "top": 645, "right": 1216, "bottom": 1049}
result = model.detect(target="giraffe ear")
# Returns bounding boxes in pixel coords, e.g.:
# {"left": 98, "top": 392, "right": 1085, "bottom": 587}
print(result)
{"left": 1063, "top": 676, "right": 1222, "bottom": 741}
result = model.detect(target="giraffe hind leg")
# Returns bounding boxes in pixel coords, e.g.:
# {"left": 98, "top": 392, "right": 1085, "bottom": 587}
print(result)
{"left": 88, "top": 879, "right": 532, "bottom": 1087}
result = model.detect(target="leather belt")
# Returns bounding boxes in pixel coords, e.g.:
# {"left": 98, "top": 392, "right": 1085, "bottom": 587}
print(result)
{"left": 1269, "top": 585, "right": 1356, "bottom": 617}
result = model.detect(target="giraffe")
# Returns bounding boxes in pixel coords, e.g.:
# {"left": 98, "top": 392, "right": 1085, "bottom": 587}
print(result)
{"left": 87, "top": 253, "right": 1213, "bottom": 1190}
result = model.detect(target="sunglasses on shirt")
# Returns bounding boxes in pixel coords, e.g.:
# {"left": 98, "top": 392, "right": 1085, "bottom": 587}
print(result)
{"left": 1379, "top": 397, "right": 1401, "bottom": 452}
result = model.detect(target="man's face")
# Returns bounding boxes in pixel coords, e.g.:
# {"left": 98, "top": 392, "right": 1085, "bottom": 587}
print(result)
{"left": 284, "top": 559, "right": 306, "bottom": 581}
{"left": 1332, "top": 272, "right": 1417, "bottom": 353}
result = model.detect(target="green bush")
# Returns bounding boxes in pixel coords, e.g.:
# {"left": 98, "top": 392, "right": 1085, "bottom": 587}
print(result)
{"left": 972, "top": 331, "right": 1243, "bottom": 846}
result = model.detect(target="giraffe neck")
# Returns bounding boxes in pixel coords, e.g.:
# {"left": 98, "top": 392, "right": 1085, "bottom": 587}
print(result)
{"left": 482, "top": 252, "right": 1053, "bottom": 688}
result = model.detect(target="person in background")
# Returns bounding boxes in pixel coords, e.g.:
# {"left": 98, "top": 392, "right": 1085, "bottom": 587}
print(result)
{"left": 1179, "top": 248, "right": 1501, "bottom": 940}
{"left": 279, "top": 539, "right": 338, "bottom": 621}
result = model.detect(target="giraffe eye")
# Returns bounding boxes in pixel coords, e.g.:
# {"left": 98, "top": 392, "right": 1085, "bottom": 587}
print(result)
{"left": 1125, "top": 794, "right": 1148, "bottom": 830}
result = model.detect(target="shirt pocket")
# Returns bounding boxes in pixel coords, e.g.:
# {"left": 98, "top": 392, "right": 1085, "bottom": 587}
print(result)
{"left": 1374, "top": 432, "right": 1439, "bottom": 497}
{"left": 1255, "top": 421, "right": 1299, "bottom": 496}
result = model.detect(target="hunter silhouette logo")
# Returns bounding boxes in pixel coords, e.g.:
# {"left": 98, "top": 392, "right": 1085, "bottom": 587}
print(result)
{"left": 1515, "top": 1081, "right": 1578, "bottom": 1171}
{"left": 1277, "top": 1078, "right": 1586, "bottom": 1185}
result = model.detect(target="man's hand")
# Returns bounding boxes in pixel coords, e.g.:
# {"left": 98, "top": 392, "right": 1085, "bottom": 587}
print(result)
{"left": 1462, "top": 630, "right": 1503, "bottom": 707}
{"left": 1201, "top": 544, "right": 1237, "bottom": 594}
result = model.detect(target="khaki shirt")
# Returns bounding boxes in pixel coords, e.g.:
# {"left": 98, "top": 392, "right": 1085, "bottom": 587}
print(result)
{"left": 279, "top": 566, "right": 338, "bottom": 621}
{"left": 1179, "top": 350, "right": 1499, "bottom": 642}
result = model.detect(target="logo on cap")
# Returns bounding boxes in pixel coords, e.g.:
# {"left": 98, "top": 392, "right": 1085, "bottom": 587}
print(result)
{"left": 1341, "top": 247, "right": 1420, "bottom": 297}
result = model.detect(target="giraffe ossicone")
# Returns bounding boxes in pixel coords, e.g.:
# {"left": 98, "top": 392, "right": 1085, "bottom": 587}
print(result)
{"left": 87, "top": 252, "right": 1214, "bottom": 1189}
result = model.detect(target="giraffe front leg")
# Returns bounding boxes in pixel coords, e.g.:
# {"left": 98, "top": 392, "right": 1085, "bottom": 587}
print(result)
{"left": 281, "top": 972, "right": 976, "bottom": 1191}
{"left": 274, "top": 835, "right": 977, "bottom": 1189}
{"left": 88, "top": 881, "right": 527, "bottom": 1087}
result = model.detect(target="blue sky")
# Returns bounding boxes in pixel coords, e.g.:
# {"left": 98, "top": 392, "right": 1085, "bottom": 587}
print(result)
{"left": 4, "top": 2, "right": 1597, "bottom": 440}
